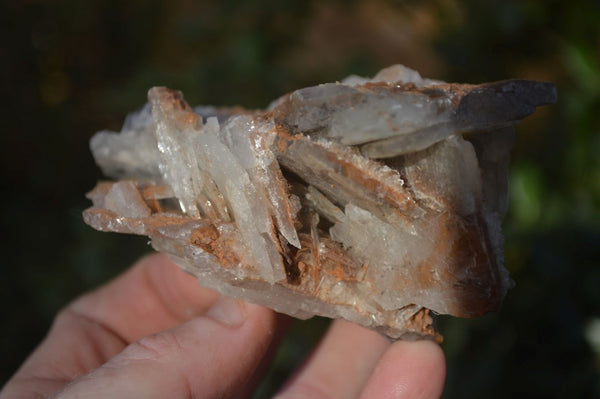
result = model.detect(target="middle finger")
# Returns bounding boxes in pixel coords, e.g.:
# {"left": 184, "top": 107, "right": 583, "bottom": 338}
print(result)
{"left": 275, "top": 320, "right": 390, "bottom": 399}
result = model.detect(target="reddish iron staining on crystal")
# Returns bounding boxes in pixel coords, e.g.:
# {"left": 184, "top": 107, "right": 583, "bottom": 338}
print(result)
{"left": 84, "top": 65, "right": 555, "bottom": 340}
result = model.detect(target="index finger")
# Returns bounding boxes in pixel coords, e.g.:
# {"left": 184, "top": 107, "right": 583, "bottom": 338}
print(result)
{"left": 1, "top": 253, "right": 243, "bottom": 397}
{"left": 70, "top": 252, "right": 222, "bottom": 342}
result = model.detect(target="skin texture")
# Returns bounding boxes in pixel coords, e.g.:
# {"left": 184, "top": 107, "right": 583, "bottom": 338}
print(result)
{"left": 0, "top": 253, "right": 446, "bottom": 399}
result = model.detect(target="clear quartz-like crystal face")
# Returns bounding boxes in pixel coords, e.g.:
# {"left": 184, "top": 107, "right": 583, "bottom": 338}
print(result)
{"left": 85, "top": 65, "right": 555, "bottom": 340}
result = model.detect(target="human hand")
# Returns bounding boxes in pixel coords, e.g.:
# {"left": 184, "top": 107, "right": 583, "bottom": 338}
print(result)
{"left": 1, "top": 253, "right": 446, "bottom": 398}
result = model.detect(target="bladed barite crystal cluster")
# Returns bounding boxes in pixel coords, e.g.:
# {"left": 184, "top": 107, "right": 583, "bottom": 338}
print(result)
{"left": 84, "top": 65, "right": 556, "bottom": 340}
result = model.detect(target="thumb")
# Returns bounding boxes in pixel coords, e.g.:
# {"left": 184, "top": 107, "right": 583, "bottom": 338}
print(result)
{"left": 53, "top": 297, "right": 275, "bottom": 399}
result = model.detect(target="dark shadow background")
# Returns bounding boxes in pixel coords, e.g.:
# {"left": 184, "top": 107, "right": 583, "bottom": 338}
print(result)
{"left": 2, "top": 0, "right": 599, "bottom": 397}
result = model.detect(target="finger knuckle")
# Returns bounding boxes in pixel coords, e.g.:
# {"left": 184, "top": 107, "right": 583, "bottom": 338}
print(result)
{"left": 127, "top": 330, "right": 186, "bottom": 361}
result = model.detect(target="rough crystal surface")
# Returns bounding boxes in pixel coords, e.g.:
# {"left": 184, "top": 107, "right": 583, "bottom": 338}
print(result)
{"left": 83, "top": 65, "right": 556, "bottom": 340}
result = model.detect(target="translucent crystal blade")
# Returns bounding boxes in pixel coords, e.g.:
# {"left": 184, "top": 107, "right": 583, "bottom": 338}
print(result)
{"left": 84, "top": 65, "right": 556, "bottom": 340}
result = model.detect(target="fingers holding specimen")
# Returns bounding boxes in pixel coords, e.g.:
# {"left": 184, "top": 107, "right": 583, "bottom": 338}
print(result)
{"left": 1, "top": 253, "right": 255, "bottom": 399}
{"left": 69, "top": 253, "right": 221, "bottom": 343}
{"left": 53, "top": 300, "right": 276, "bottom": 399}
{"left": 1, "top": 252, "right": 446, "bottom": 399}
{"left": 0, "top": 308, "right": 128, "bottom": 399}
{"left": 359, "top": 339, "right": 446, "bottom": 399}
{"left": 275, "top": 320, "right": 390, "bottom": 399}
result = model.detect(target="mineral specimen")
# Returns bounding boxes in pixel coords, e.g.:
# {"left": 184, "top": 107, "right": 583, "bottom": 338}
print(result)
{"left": 84, "top": 65, "right": 556, "bottom": 340}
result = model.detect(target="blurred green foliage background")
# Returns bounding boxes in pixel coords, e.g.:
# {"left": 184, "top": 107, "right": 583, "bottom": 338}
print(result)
{"left": 2, "top": 0, "right": 599, "bottom": 397}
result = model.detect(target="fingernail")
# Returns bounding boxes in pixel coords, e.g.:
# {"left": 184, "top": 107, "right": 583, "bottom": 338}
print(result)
{"left": 205, "top": 295, "right": 246, "bottom": 328}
